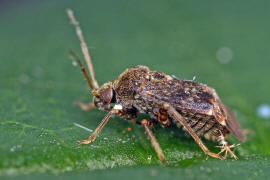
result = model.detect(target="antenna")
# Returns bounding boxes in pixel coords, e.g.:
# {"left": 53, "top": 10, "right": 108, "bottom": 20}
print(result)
{"left": 69, "top": 50, "right": 99, "bottom": 98}
{"left": 66, "top": 8, "right": 99, "bottom": 89}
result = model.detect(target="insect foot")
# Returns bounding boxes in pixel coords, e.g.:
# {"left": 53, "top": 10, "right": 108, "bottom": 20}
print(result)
{"left": 77, "top": 110, "right": 115, "bottom": 145}
{"left": 77, "top": 137, "right": 95, "bottom": 145}
{"left": 216, "top": 144, "right": 240, "bottom": 160}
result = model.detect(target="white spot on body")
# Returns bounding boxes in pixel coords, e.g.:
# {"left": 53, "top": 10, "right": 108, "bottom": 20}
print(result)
{"left": 216, "top": 47, "right": 233, "bottom": 64}
{"left": 257, "top": 104, "right": 270, "bottom": 118}
{"left": 206, "top": 109, "right": 213, "bottom": 115}
{"left": 145, "top": 91, "right": 153, "bottom": 95}
{"left": 191, "top": 88, "right": 197, "bottom": 93}
{"left": 221, "top": 120, "right": 226, "bottom": 126}
{"left": 166, "top": 75, "right": 173, "bottom": 80}
{"left": 187, "top": 97, "right": 194, "bottom": 102}
{"left": 114, "top": 104, "right": 123, "bottom": 110}
{"left": 134, "top": 94, "right": 140, "bottom": 99}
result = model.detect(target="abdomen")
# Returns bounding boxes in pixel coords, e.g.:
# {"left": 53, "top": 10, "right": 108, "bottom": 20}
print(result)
{"left": 173, "top": 110, "right": 229, "bottom": 141}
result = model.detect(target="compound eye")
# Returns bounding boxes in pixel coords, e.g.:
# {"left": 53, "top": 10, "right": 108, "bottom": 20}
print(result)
{"left": 101, "top": 88, "right": 113, "bottom": 104}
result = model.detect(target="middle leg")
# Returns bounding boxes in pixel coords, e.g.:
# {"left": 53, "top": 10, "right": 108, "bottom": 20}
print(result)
{"left": 141, "top": 119, "right": 165, "bottom": 164}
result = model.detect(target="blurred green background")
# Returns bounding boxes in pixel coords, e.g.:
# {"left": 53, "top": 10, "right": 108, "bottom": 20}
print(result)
{"left": 0, "top": 0, "right": 270, "bottom": 179}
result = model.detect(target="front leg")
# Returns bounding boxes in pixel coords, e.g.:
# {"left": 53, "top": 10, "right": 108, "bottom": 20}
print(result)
{"left": 77, "top": 107, "right": 137, "bottom": 144}
{"left": 77, "top": 110, "right": 114, "bottom": 145}
{"left": 74, "top": 101, "right": 95, "bottom": 111}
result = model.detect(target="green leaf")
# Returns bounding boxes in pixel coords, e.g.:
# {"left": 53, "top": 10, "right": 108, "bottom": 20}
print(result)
{"left": 1, "top": 0, "right": 270, "bottom": 179}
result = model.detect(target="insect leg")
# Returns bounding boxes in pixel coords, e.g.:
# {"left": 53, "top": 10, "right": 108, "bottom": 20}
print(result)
{"left": 115, "top": 108, "right": 138, "bottom": 120}
{"left": 77, "top": 110, "right": 114, "bottom": 145}
{"left": 157, "top": 106, "right": 170, "bottom": 126}
{"left": 141, "top": 119, "right": 165, "bottom": 164}
{"left": 216, "top": 130, "right": 239, "bottom": 160}
{"left": 74, "top": 102, "right": 95, "bottom": 111}
{"left": 162, "top": 103, "right": 224, "bottom": 160}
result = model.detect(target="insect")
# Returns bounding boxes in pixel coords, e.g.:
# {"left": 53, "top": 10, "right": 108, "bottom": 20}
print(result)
{"left": 67, "top": 9, "right": 246, "bottom": 164}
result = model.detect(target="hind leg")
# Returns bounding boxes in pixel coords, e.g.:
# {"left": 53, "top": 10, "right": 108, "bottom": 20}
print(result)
{"left": 217, "top": 130, "right": 239, "bottom": 159}
{"left": 163, "top": 103, "right": 224, "bottom": 160}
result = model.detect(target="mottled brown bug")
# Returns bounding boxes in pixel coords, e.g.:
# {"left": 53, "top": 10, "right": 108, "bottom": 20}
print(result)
{"left": 67, "top": 9, "right": 246, "bottom": 163}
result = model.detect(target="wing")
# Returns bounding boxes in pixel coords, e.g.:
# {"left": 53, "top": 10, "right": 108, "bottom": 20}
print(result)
{"left": 223, "top": 105, "right": 246, "bottom": 142}
{"left": 141, "top": 71, "right": 213, "bottom": 115}
{"left": 140, "top": 71, "right": 246, "bottom": 142}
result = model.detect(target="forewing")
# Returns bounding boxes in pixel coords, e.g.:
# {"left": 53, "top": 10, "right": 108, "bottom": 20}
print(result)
{"left": 141, "top": 72, "right": 213, "bottom": 114}
{"left": 224, "top": 106, "right": 246, "bottom": 142}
